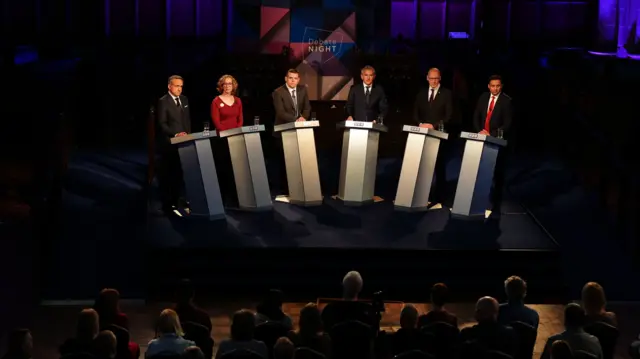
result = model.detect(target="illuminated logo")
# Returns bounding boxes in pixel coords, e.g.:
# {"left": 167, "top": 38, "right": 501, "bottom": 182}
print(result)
{"left": 302, "top": 27, "right": 344, "bottom": 64}
{"left": 353, "top": 122, "right": 365, "bottom": 127}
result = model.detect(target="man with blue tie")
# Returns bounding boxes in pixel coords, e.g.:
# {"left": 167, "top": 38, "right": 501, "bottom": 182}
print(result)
{"left": 345, "top": 66, "right": 388, "bottom": 123}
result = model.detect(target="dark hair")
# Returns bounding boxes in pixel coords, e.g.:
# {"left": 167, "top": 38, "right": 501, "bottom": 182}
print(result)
{"left": 504, "top": 276, "right": 527, "bottom": 300}
{"left": 564, "top": 303, "right": 585, "bottom": 328}
{"left": 551, "top": 340, "right": 573, "bottom": 359}
{"left": 231, "top": 310, "right": 256, "bottom": 341}
{"left": 256, "top": 289, "right": 285, "bottom": 321}
{"left": 431, "top": 283, "right": 449, "bottom": 307}
{"left": 299, "top": 303, "right": 323, "bottom": 335}
{"left": 94, "top": 288, "right": 120, "bottom": 324}
{"left": 488, "top": 74, "right": 502, "bottom": 83}
{"left": 182, "top": 346, "right": 205, "bottom": 359}
{"left": 286, "top": 68, "right": 299, "bottom": 75}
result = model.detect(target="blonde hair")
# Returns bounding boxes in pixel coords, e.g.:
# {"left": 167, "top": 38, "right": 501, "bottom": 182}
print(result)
{"left": 77, "top": 308, "right": 100, "bottom": 341}
{"left": 217, "top": 74, "right": 238, "bottom": 95}
{"left": 157, "top": 309, "right": 184, "bottom": 336}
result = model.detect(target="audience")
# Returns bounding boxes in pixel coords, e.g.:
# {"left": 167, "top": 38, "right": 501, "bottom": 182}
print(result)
{"left": 390, "top": 304, "right": 423, "bottom": 355}
{"left": 255, "top": 289, "right": 293, "bottom": 329}
{"left": 146, "top": 309, "right": 195, "bottom": 358}
{"left": 182, "top": 347, "right": 205, "bottom": 359}
{"left": 287, "top": 303, "right": 331, "bottom": 358}
{"left": 551, "top": 340, "right": 573, "bottom": 359}
{"left": 60, "top": 308, "right": 100, "bottom": 355}
{"left": 417, "top": 283, "right": 458, "bottom": 328}
{"left": 174, "top": 279, "right": 213, "bottom": 333}
{"left": 321, "top": 271, "right": 377, "bottom": 330}
{"left": 2, "top": 329, "right": 32, "bottom": 359}
{"left": 497, "top": 276, "right": 540, "bottom": 328}
{"left": 215, "top": 310, "right": 268, "bottom": 359}
{"left": 582, "top": 282, "right": 617, "bottom": 326}
{"left": 94, "top": 289, "right": 129, "bottom": 330}
{"left": 94, "top": 331, "right": 117, "bottom": 359}
{"left": 460, "top": 296, "right": 518, "bottom": 357}
{"left": 541, "top": 303, "right": 603, "bottom": 359}
{"left": 272, "top": 338, "right": 295, "bottom": 359}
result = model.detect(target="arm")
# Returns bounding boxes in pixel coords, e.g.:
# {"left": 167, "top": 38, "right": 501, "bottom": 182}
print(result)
{"left": 236, "top": 98, "right": 244, "bottom": 127}
{"left": 378, "top": 87, "right": 389, "bottom": 118}
{"left": 345, "top": 87, "right": 355, "bottom": 118}
{"left": 301, "top": 89, "right": 311, "bottom": 119}
{"left": 444, "top": 90, "right": 453, "bottom": 123}
{"left": 157, "top": 98, "right": 175, "bottom": 137}
{"left": 273, "top": 90, "right": 295, "bottom": 123}
{"left": 210, "top": 98, "right": 223, "bottom": 131}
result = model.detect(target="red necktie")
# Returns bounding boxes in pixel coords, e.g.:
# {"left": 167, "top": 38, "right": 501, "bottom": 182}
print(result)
{"left": 484, "top": 95, "right": 495, "bottom": 132}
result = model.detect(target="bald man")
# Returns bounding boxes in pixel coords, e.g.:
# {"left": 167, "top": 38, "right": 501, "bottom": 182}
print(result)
{"left": 413, "top": 68, "right": 453, "bottom": 204}
{"left": 459, "top": 296, "right": 518, "bottom": 357}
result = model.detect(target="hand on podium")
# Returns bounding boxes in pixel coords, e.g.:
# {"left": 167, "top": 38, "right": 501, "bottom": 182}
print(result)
{"left": 419, "top": 123, "right": 434, "bottom": 129}
{"left": 346, "top": 116, "right": 353, "bottom": 121}
{"left": 174, "top": 132, "right": 187, "bottom": 137}
{"left": 479, "top": 130, "right": 489, "bottom": 135}
{"left": 296, "top": 117, "right": 306, "bottom": 122}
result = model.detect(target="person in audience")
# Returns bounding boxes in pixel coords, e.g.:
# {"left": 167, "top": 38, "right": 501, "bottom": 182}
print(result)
{"left": 255, "top": 289, "right": 293, "bottom": 329}
{"left": 174, "top": 279, "right": 212, "bottom": 333}
{"left": 418, "top": 282, "right": 458, "bottom": 328}
{"left": 94, "top": 288, "right": 129, "bottom": 329}
{"left": 497, "top": 276, "right": 540, "bottom": 328}
{"left": 182, "top": 346, "right": 205, "bottom": 359}
{"left": 321, "top": 271, "right": 377, "bottom": 330}
{"left": 390, "top": 304, "right": 423, "bottom": 355}
{"left": 273, "top": 337, "right": 295, "bottom": 359}
{"left": 2, "top": 329, "right": 32, "bottom": 359}
{"left": 541, "top": 303, "right": 603, "bottom": 359}
{"left": 216, "top": 310, "right": 269, "bottom": 359}
{"left": 581, "top": 282, "right": 617, "bottom": 326}
{"left": 94, "top": 330, "right": 117, "bottom": 359}
{"left": 60, "top": 308, "right": 100, "bottom": 355}
{"left": 551, "top": 340, "right": 573, "bottom": 359}
{"left": 460, "top": 296, "right": 518, "bottom": 357}
{"left": 146, "top": 309, "right": 195, "bottom": 358}
{"left": 287, "top": 303, "right": 331, "bottom": 358}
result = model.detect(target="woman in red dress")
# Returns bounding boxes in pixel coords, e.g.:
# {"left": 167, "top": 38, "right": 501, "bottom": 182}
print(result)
{"left": 211, "top": 75, "right": 242, "bottom": 206}
{"left": 211, "top": 75, "right": 243, "bottom": 131}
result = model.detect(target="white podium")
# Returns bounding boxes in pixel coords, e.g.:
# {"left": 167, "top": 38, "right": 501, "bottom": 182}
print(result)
{"left": 394, "top": 125, "right": 449, "bottom": 211}
{"left": 451, "top": 131, "right": 507, "bottom": 217}
{"left": 273, "top": 120, "right": 322, "bottom": 206}
{"left": 335, "top": 121, "right": 388, "bottom": 205}
{"left": 218, "top": 125, "right": 272, "bottom": 211}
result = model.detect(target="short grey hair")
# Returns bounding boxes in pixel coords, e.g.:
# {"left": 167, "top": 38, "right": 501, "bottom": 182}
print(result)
{"left": 342, "top": 271, "right": 363, "bottom": 297}
{"left": 427, "top": 68, "right": 441, "bottom": 77}
{"left": 168, "top": 75, "right": 184, "bottom": 84}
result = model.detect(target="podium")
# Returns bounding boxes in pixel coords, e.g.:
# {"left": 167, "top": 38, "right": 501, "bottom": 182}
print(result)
{"left": 170, "top": 131, "right": 225, "bottom": 220}
{"left": 336, "top": 121, "right": 388, "bottom": 205}
{"left": 451, "top": 131, "right": 507, "bottom": 217}
{"left": 273, "top": 121, "right": 323, "bottom": 206}
{"left": 394, "top": 125, "right": 449, "bottom": 211}
{"left": 218, "top": 125, "right": 272, "bottom": 211}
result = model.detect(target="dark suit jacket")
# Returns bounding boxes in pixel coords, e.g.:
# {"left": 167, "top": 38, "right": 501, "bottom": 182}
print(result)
{"left": 413, "top": 87, "right": 453, "bottom": 125}
{"left": 345, "top": 83, "right": 388, "bottom": 122}
{"left": 273, "top": 85, "right": 311, "bottom": 125}
{"left": 472, "top": 92, "right": 512, "bottom": 137}
{"left": 157, "top": 93, "right": 192, "bottom": 147}
{"left": 460, "top": 321, "right": 518, "bottom": 357}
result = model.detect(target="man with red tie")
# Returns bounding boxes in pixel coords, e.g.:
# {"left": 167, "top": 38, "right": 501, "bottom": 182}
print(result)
{"left": 472, "top": 74, "right": 513, "bottom": 213}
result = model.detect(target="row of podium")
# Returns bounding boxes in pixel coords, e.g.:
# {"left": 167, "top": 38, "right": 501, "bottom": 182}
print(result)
{"left": 169, "top": 121, "right": 507, "bottom": 221}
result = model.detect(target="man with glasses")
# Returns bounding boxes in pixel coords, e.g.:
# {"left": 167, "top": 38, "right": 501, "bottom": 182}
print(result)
{"left": 413, "top": 68, "right": 453, "bottom": 206}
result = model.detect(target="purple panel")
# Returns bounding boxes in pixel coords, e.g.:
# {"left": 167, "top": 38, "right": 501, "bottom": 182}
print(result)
{"left": 447, "top": 1, "right": 472, "bottom": 33}
{"left": 169, "top": 0, "right": 195, "bottom": 36}
{"left": 138, "top": 0, "right": 165, "bottom": 37}
{"left": 197, "top": 0, "right": 223, "bottom": 36}
{"left": 391, "top": 1, "right": 417, "bottom": 39}
{"left": 510, "top": 1, "right": 537, "bottom": 40}
{"left": 542, "top": 2, "right": 587, "bottom": 35}
{"left": 420, "top": 1, "right": 445, "bottom": 39}
{"left": 109, "top": 0, "right": 136, "bottom": 36}
{"left": 597, "top": 0, "right": 617, "bottom": 42}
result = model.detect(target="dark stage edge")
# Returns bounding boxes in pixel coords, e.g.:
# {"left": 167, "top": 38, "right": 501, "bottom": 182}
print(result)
{"left": 146, "top": 198, "right": 565, "bottom": 304}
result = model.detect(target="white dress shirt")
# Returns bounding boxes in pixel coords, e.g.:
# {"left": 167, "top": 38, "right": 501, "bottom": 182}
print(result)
{"left": 169, "top": 92, "right": 181, "bottom": 107}
{"left": 487, "top": 93, "right": 500, "bottom": 112}
{"left": 429, "top": 86, "right": 440, "bottom": 101}
{"left": 364, "top": 85, "right": 372, "bottom": 95}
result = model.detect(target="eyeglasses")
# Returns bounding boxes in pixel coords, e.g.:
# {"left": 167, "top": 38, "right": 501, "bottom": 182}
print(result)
{"left": 428, "top": 77, "right": 441, "bottom": 80}
{"left": 223, "top": 83, "right": 233, "bottom": 86}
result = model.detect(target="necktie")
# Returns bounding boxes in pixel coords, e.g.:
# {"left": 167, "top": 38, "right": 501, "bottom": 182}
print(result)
{"left": 429, "top": 89, "right": 435, "bottom": 102}
{"left": 365, "top": 86, "right": 370, "bottom": 104}
{"left": 175, "top": 97, "right": 182, "bottom": 111}
{"left": 291, "top": 90, "right": 298, "bottom": 117}
{"left": 484, "top": 95, "right": 495, "bottom": 132}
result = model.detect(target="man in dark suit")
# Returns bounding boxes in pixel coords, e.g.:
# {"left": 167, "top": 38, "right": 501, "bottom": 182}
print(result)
{"left": 272, "top": 69, "right": 312, "bottom": 193}
{"left": 472, "top": 74, "right": 513, "bottom": 213}
{"left": 346, "top": 66, "right": 388, "bottom": 122}
{"left": 156, "top": 75, "right": 192, "bottom": 214}
{"left": 460, "top": 296, "right": 519, "bottom": 357}
{"left": 414, "top": 68, "right": 453, "bottom": 205}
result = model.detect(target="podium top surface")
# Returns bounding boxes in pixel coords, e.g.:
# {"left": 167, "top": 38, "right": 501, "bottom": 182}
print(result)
{"left": 218, "top": 125, "right": 266, "bottom": 138}
{"left": 336, "top": 121, "right": 388, "bottom": 133}
{"left": 460, "top": 131, "right": 508, "bottom": 147}
{"left": 170, "top": 131, "right": 218, "bottom": 145}
{"left": 402, "top": 125, "right": 449, "bottom": 140}
{"left": 273, "top": 120, "right": 320, "bottom": 132}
